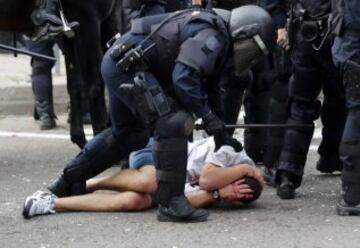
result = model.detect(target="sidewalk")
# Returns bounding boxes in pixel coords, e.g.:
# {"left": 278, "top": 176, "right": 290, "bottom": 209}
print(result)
{"left": 0, "top": 53, "right": 69, "bottom": 115}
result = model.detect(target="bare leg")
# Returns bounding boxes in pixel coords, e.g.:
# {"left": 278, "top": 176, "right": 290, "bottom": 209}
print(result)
{"left": 55, "top": 191, "right": 153, "bottom": 212}
{"left": 86, "top": 166, "right": 157, "bottom": 194}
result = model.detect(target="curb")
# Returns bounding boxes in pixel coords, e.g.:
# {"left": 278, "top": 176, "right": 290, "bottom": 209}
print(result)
{"left": 0, "top": 83, "right": 69, "bottom": 115}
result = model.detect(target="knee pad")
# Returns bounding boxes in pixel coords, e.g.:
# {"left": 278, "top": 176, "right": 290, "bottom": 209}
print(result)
{"left": 32, "top": 59, "right": 55, "bottom": 76}
{"left": 288, "top": 98, "right": 321, "bottom": 123}
{"left": 153, "top": 137, "right": 187, "bottom": 205}
{"left": 290, "top": 68, "right": 320, "bottom": 102}
{"left": 155, "top": 111, "right": 194, "bottom": 138}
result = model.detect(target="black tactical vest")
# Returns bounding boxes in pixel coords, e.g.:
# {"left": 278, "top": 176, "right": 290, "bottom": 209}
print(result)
{"left": 130, "top": 9, "right": 230, "bottom": 87}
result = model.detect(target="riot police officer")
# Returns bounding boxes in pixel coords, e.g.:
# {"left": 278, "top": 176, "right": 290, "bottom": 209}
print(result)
{"left": 27, "top": 39, "right": 57, "bottom": 130}
{"left": 46, "top": 6, "right": 276, "bottom": 222}
{"left": 272, "top": 0, "right": 347, "bottom": 199}
{"left": 332, "top": 0, "right": 360, "bottom": 215}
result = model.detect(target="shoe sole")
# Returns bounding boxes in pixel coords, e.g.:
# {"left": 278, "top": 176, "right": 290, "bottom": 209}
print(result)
{"left": 157, "top": 213, "right": 209, "bottom": 223}
{"left": 277, "top": 187, "right": 295, "bottom": 200}
{"left": 22, "top": 198, "right": 35, "bottom": 219}
{"left": 316, "top": 162, "right": 342, "bottom": 174}
{"left": 336, "top": 202, "right": 360, "bottom": 216}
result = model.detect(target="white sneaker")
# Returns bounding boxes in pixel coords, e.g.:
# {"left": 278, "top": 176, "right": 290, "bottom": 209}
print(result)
{"left": 23, "top": 190, "right": 56, "bottom": 219}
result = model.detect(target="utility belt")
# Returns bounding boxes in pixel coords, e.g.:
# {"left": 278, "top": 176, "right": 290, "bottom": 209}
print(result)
{"left": 288, "top": 7, "right": 332, "bottom": 51}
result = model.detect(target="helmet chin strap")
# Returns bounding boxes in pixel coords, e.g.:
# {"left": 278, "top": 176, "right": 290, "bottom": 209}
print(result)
{"left": 253, "top": 34, "right": 268, "bottom": 55}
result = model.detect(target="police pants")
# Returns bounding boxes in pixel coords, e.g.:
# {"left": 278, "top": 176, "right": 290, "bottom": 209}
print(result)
{"left": 333, "top": 30, "right": 360, "bottom": 204}
{"left": 277, "top": 38, "right": 346, "bottom": 187}
{"left": 26, "top": 39, "right": 56, "bottom": 102}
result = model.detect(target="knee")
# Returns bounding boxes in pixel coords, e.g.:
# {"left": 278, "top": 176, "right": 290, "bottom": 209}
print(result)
{"left": 111, "top": 193, "right": 151, "bottom": 211}
{"left": 137, "top": 174, "right": 157, "bottom": 193}
{"left": 156, "top": 111, "right": 194, "bottom": 138}
{"left": 289, "top": 98, "right": 321, "bottom": 122}
{"left": 101, "top": 50, "right": 118, "bottom": 88}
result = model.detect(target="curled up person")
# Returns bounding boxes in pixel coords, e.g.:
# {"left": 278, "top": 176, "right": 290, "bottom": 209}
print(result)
{"left": 23, "top": 137, "right": 264, "bottom": 219}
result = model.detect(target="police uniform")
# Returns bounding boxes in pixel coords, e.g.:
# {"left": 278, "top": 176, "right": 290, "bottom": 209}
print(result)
{"left": 259, "top": 0, "right": 293, "bottom": 182}
{"left": 47, "top": 6, "right": 275, "bottom": 222}
{"left": 332, "top": 0, "right": 360, "bottom": 215}
{"left": 27, "top": 39, "right": 57, "bottom": 130}
{"left": 273, "top": 0, "right": 347, "bottom": 199}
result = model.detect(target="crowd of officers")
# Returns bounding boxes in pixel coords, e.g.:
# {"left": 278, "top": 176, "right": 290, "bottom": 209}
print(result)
{"left": 26, "top": 0, "right": 360, "bottom": 221}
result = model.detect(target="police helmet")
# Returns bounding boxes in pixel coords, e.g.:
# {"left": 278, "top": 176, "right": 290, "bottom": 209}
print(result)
{"left": 216, "top": 5, "right": 276, "bottom": 73}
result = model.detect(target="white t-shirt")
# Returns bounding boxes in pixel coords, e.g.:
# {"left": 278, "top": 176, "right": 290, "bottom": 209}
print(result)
{"left": 185, "top": 137, "right": 254, "bottom": 193}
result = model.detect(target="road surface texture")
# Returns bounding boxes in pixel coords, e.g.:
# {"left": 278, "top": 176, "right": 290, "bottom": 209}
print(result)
{"left": 0, "top": 115, "right": 359, "bottom": 248}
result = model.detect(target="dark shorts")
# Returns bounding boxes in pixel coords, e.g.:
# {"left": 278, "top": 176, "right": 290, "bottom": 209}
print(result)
{"left": 129, "top": 138, "right": 155, "bottom": 169}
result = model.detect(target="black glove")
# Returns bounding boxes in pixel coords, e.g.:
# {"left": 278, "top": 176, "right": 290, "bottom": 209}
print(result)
{"left": 202, "top": 112, "right": 226, "bottom": 136}
{"left": 214, "top": 134, "right": 243, "bottom": 152}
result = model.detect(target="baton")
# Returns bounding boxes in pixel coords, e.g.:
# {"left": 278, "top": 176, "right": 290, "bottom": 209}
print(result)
{"left": 0, "top": 44, "right": 57, "bottom": 62}
{"left": 57, "top": 0, "right": 76, "bottom": 38}
{"left": 195, "top": 123, "right": 313, "bottom": 130}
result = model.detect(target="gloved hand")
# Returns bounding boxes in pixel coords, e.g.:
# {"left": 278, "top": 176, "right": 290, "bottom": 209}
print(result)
{"left": 214, "top": 134, "right": 243, "bottom": 152}
{"left": 202, "top": 111, "right": 226, "bottom": 136}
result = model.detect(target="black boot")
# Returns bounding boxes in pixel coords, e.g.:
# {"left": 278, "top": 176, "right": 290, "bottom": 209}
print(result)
{"left": 31, "top": 0, "right": 79, "bottom": 40}
{"left": 157, "top": 195, "right": 209, "bottom": 223}
{"left": 35, "top": 100, "right": 56, "bottom": 130}
{"left": 276, "top": 170, "right": 296, "bottom": 199}
{"left": 316, "top": 155, "right": 343, "bottom": 174}
{"left": 337, "top": 194, "right": 360, "bottom": 216}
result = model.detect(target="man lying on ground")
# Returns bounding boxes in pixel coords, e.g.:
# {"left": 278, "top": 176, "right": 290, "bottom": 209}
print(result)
{"left": 23, "top": 137, "right": 264, "bottom": 218}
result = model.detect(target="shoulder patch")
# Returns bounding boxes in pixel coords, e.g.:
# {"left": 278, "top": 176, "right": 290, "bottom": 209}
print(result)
{"left": 205, "top": 36, "right": 220, "bottom": 51}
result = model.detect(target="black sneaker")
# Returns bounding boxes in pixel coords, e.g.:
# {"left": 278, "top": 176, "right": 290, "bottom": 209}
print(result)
{"left": 316, "top": 156, "right": 342, "bottom": 174}
{"left": 276, "top": 171, "right": 295, "bottom": 199}
{"left": 337, "top": 195, "right": 360, "bottom": 216}
{"left": 157, "top": 195, "right": 209, "bottom": 223}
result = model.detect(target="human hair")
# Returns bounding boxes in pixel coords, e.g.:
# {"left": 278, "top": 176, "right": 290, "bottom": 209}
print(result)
{"left": 241, "top": 176, "right": 263, "bottom": 203}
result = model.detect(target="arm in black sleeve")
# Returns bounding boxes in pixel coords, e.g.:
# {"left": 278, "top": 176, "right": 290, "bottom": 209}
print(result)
{"left": 172, "top": 28, "right": 225, "bottom": 118}
{"left": 172, "top": 63, "right": 211, "bottom": 118}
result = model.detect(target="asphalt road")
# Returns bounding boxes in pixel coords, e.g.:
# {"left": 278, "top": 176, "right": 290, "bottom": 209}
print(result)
{"left": 0, "top": 115, "right": 360, "bottom": 248}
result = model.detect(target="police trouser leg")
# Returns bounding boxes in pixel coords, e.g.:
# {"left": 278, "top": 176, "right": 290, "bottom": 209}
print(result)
{"left": 264, "top": 75, "right": 290, "bottom": 170}
{"left": 221, "top": 70, "right": 252, "bottom": 136}
{"left": 49, "top": 126, "right": 149, "bottom": 196}
{"left": 244, "top": 57, "right": 274, "bottom": 163}
{"left": 276, "top": 41, "right": 322, "bottom": 187}
{"left": 340, "top": 60, "right": 360, "bottom": 205}
{"left": 317, "top": 85, "right": 346, "bottom": 172}
{"left": 317, "top": 40, "right": 347, "bottom": 172}
{"left": 27, "top": 40, "right": 57, "bottom": 128}
{"left": 154, "top": 110, "right": 209, "bottom": 222}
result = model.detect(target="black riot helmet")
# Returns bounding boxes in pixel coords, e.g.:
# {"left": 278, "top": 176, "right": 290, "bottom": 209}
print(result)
{"left": 216, "top": 5, "right": 276, "bottom": 74}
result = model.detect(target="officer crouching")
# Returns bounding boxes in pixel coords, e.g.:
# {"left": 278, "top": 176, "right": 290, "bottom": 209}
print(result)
{"left": 47, "top": 5, "right": 276, "bottom": 222}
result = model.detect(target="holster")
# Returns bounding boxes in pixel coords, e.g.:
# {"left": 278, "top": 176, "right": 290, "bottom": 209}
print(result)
{"left": 119, "top": 72, "right": 171, "bottom": 126}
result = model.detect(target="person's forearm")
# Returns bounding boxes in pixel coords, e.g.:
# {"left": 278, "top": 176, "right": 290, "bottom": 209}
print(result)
{"left": 199, "top": 165, "right": 248, "bottom": 191}
{"left": 186, "top": 190, "right": 215, "bottom": 208}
